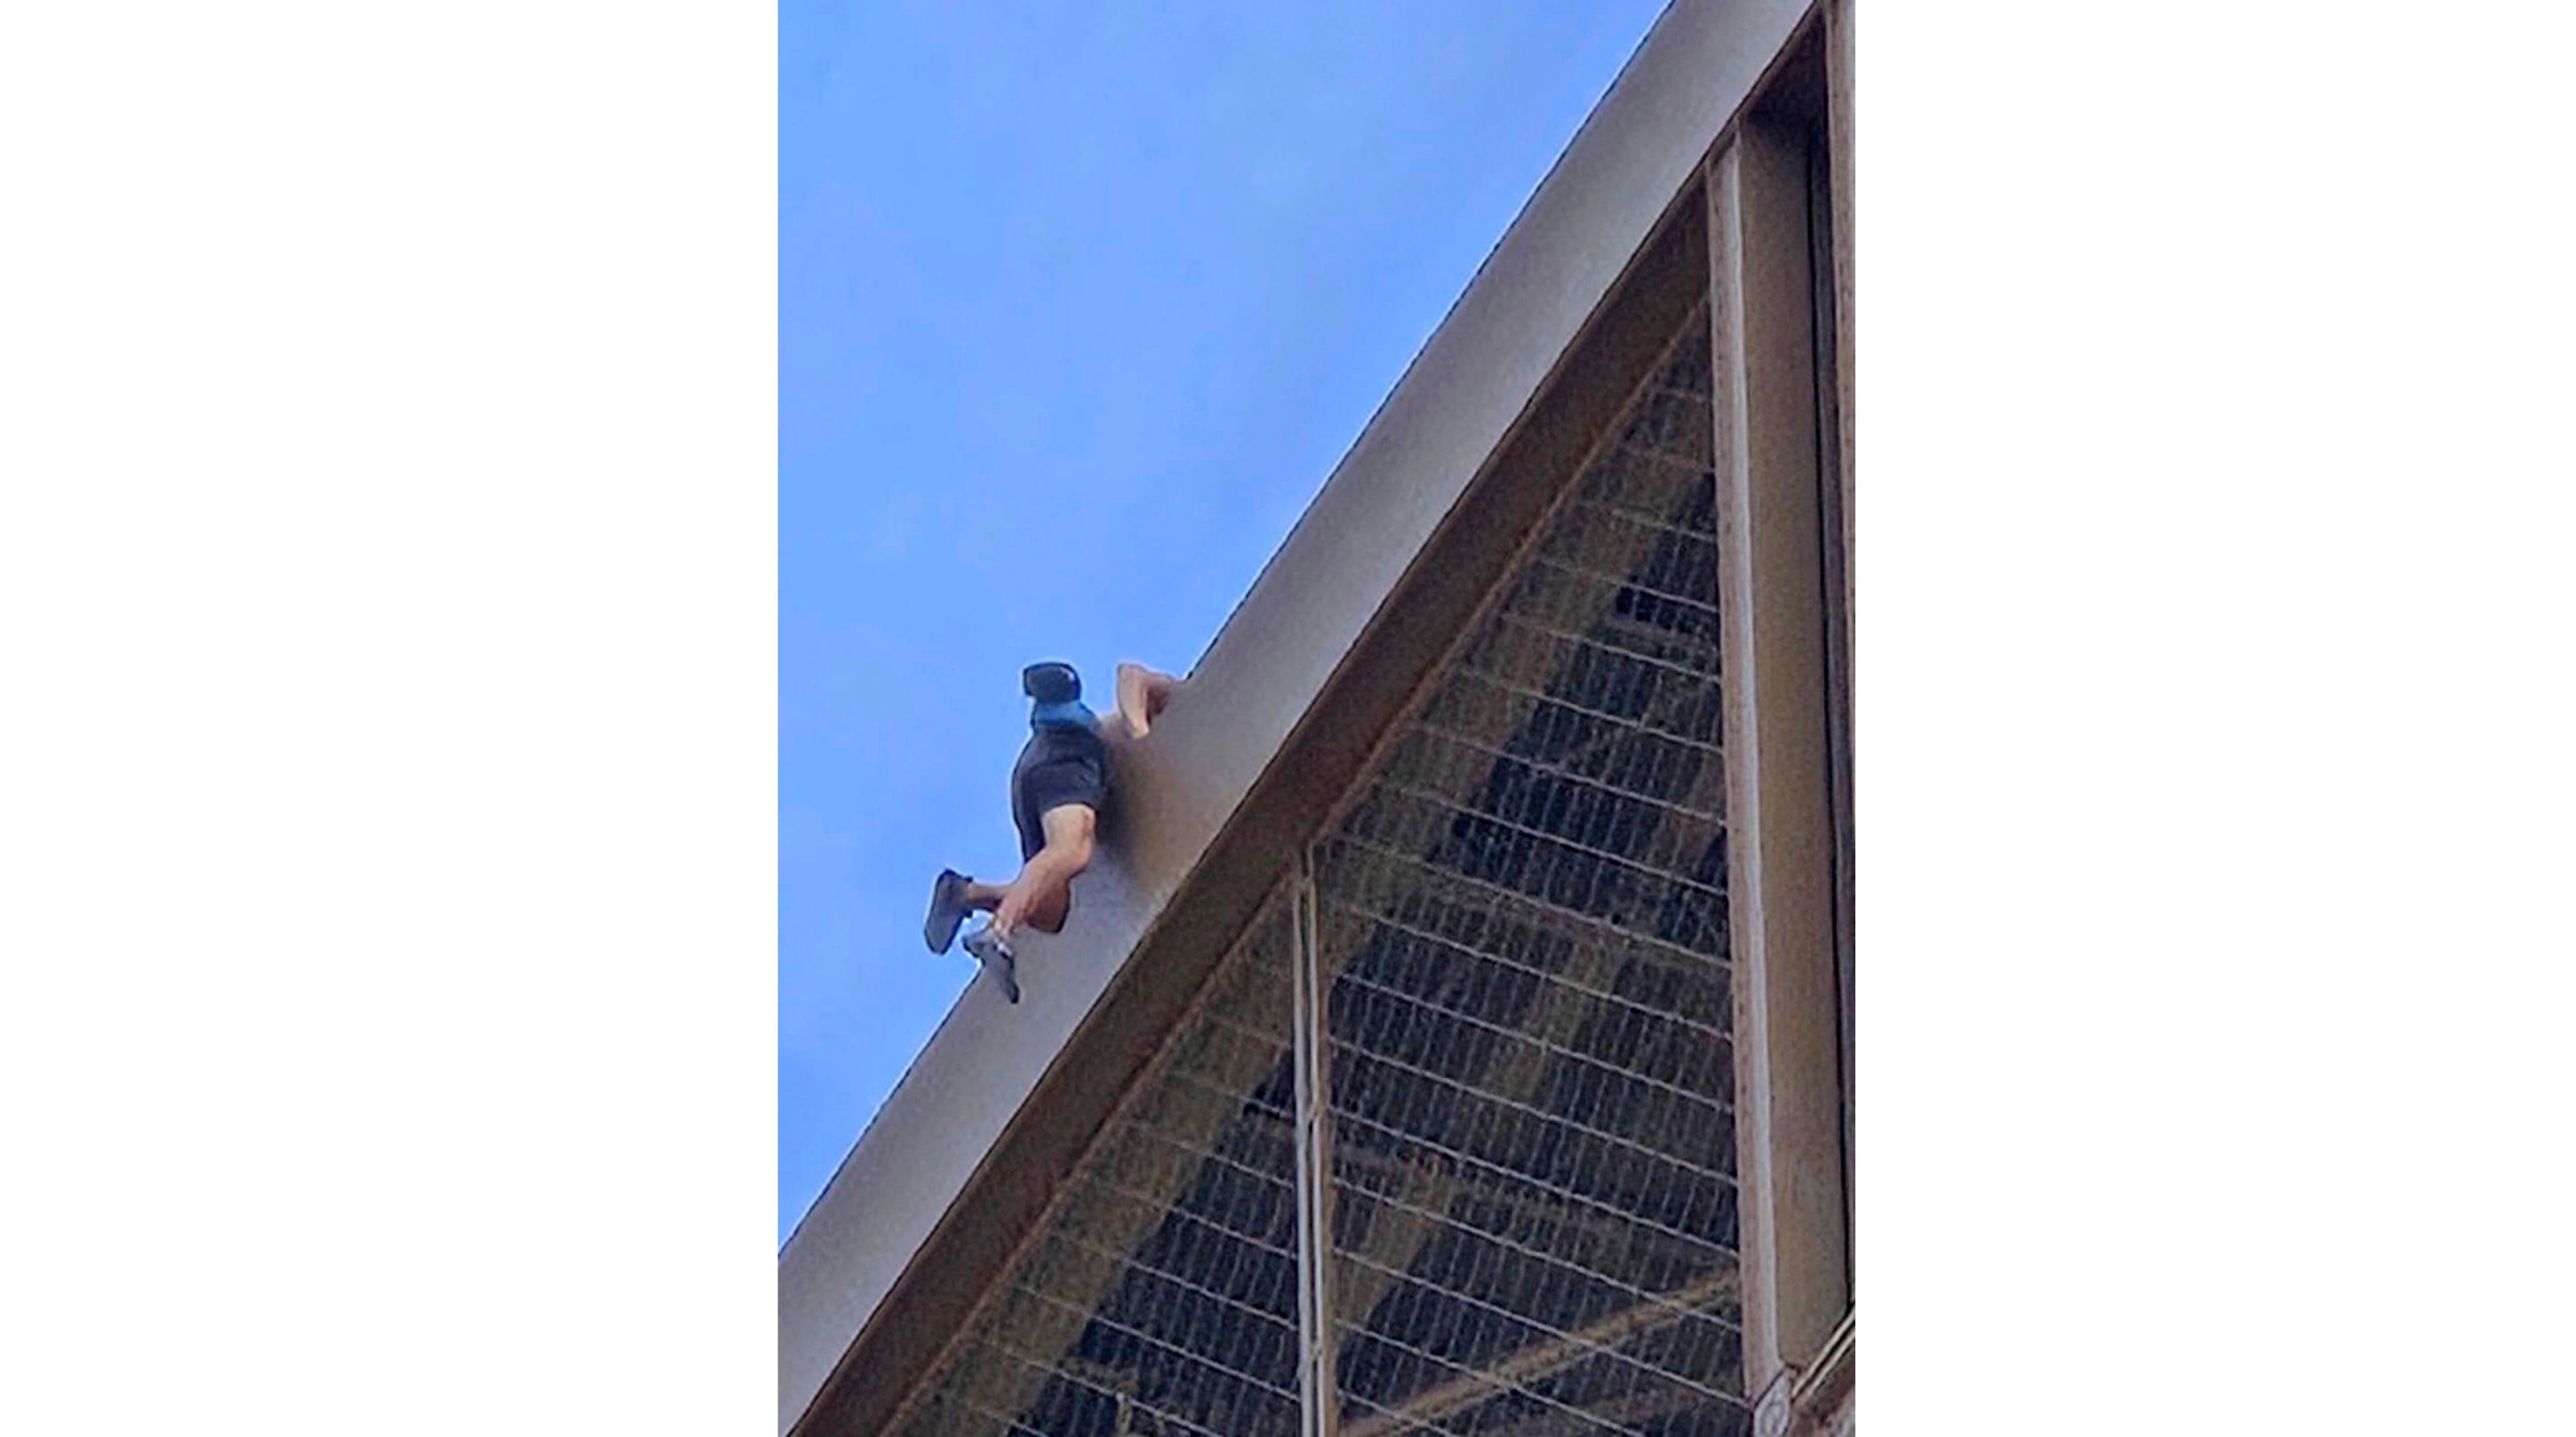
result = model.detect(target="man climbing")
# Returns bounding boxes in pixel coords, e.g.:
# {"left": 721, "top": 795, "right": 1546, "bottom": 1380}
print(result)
{"left": 922, "top": 659, "right": 1180, "bottom": 1002}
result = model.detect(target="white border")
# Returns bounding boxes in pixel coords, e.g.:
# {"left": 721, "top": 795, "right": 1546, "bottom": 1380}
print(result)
{"left": 1, "top": 3, "right": 774, "bottom": 1431}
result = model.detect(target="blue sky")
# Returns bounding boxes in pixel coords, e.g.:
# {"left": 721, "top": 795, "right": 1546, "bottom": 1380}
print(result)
{"left": 780, "top": 0, "right": 1672, "bottom": 1242}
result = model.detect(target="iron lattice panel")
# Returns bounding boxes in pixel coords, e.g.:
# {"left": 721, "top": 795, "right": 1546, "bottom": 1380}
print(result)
{"left": 898, "top": 902, "right": 1305, "bottom": 1437}
{"left": 891, "top": 305, "right": 1735, "bottom": 1437}
{"left": 1318, "top": 306, "right": 1746, "bottom": 1437}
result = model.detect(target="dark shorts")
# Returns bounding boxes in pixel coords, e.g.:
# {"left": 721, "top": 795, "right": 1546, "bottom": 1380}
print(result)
{"left": 1011, "top": 725, "right": 1108, "bottom": 861}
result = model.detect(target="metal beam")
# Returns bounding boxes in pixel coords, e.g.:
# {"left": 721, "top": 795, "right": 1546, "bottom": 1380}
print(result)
{"left": 1293, "top": 853, "right": 1338, "bottom": 1437}
{"left": 1711, "top": 105, "right": 1850, "bottom": 1388}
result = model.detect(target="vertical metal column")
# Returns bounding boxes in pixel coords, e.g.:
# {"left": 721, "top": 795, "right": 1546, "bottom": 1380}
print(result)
{"left": 1290, "top": 849, "right": 1338, "bottom": 1437}
{"left": 1708, "top": 138, "right": 1784, "bottom": 1405}
{"left": 1711, "top": 103, "right": 1853, "bottom": 1406}
{"left": 1824, "top": 0, "right": 1860, "bottom": 1284}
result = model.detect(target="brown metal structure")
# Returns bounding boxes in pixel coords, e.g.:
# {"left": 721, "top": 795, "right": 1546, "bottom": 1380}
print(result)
{"left": 782, "top": 5, "right": 1853, "bottom": 1434}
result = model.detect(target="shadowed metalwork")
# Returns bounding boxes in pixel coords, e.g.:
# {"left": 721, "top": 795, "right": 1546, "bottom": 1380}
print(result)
{"left": 898, "top": 903, "right": 1305, "bottom": 1437}
{"left": 1319, "top": 305, "right": 1742, "bottom": 1437}
{"left": 896, "top": 305, "right": 1736, "bottom": 1437}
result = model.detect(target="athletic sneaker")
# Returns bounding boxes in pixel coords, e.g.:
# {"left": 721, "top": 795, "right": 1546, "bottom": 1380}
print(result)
{"left": 923, "top": 869, "right": 970, "bottom": 953}
{"left": 961, "top": 923, "right": 1020, "bottom": 1004}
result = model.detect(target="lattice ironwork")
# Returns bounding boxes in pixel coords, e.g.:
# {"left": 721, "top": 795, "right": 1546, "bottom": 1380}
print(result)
{"left": 1318, "top": 305, "right": 1744, "bottom": 1437}
{"left": 891, "top": 305, "right": 1737, "bottom": 1437}
{"left": 898, "top": 901, "right": 1305, "bottom": 1437}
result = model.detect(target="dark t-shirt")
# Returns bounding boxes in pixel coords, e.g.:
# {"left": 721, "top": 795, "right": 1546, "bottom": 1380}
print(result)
{"left": 1010, "top": 717, "right": 1109, "bottom": 861}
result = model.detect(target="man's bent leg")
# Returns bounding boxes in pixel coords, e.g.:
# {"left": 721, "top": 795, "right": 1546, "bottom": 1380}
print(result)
{"left": 992, "top": 804, "right": 1097, "bottom": 940}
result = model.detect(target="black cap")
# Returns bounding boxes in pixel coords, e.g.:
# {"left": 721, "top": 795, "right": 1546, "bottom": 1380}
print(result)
{"left": 1022, "top": 661, "right": 1081, "bottom": 704}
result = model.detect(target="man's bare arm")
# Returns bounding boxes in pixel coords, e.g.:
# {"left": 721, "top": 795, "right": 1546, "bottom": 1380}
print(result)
{"left": 1113, "top": 662, "right": 1181, "bottom": 739}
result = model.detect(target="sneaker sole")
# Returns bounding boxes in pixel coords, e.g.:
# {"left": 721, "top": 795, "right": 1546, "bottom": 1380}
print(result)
{"left": 923, "top": 871, "right": 969, "bottom": 953}
{"left": 962, "top": 929, "right": 1020, "bottom": 1004}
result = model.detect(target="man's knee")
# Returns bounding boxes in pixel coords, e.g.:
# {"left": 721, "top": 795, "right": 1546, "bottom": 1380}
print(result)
{"left": 1025, "top": 888, "right": 1071, "bottom": 934}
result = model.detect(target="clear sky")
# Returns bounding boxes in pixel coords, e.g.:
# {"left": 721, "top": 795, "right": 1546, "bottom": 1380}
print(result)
{"left": 780, "top": 0, "right": 1672, "bottom": 1242}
